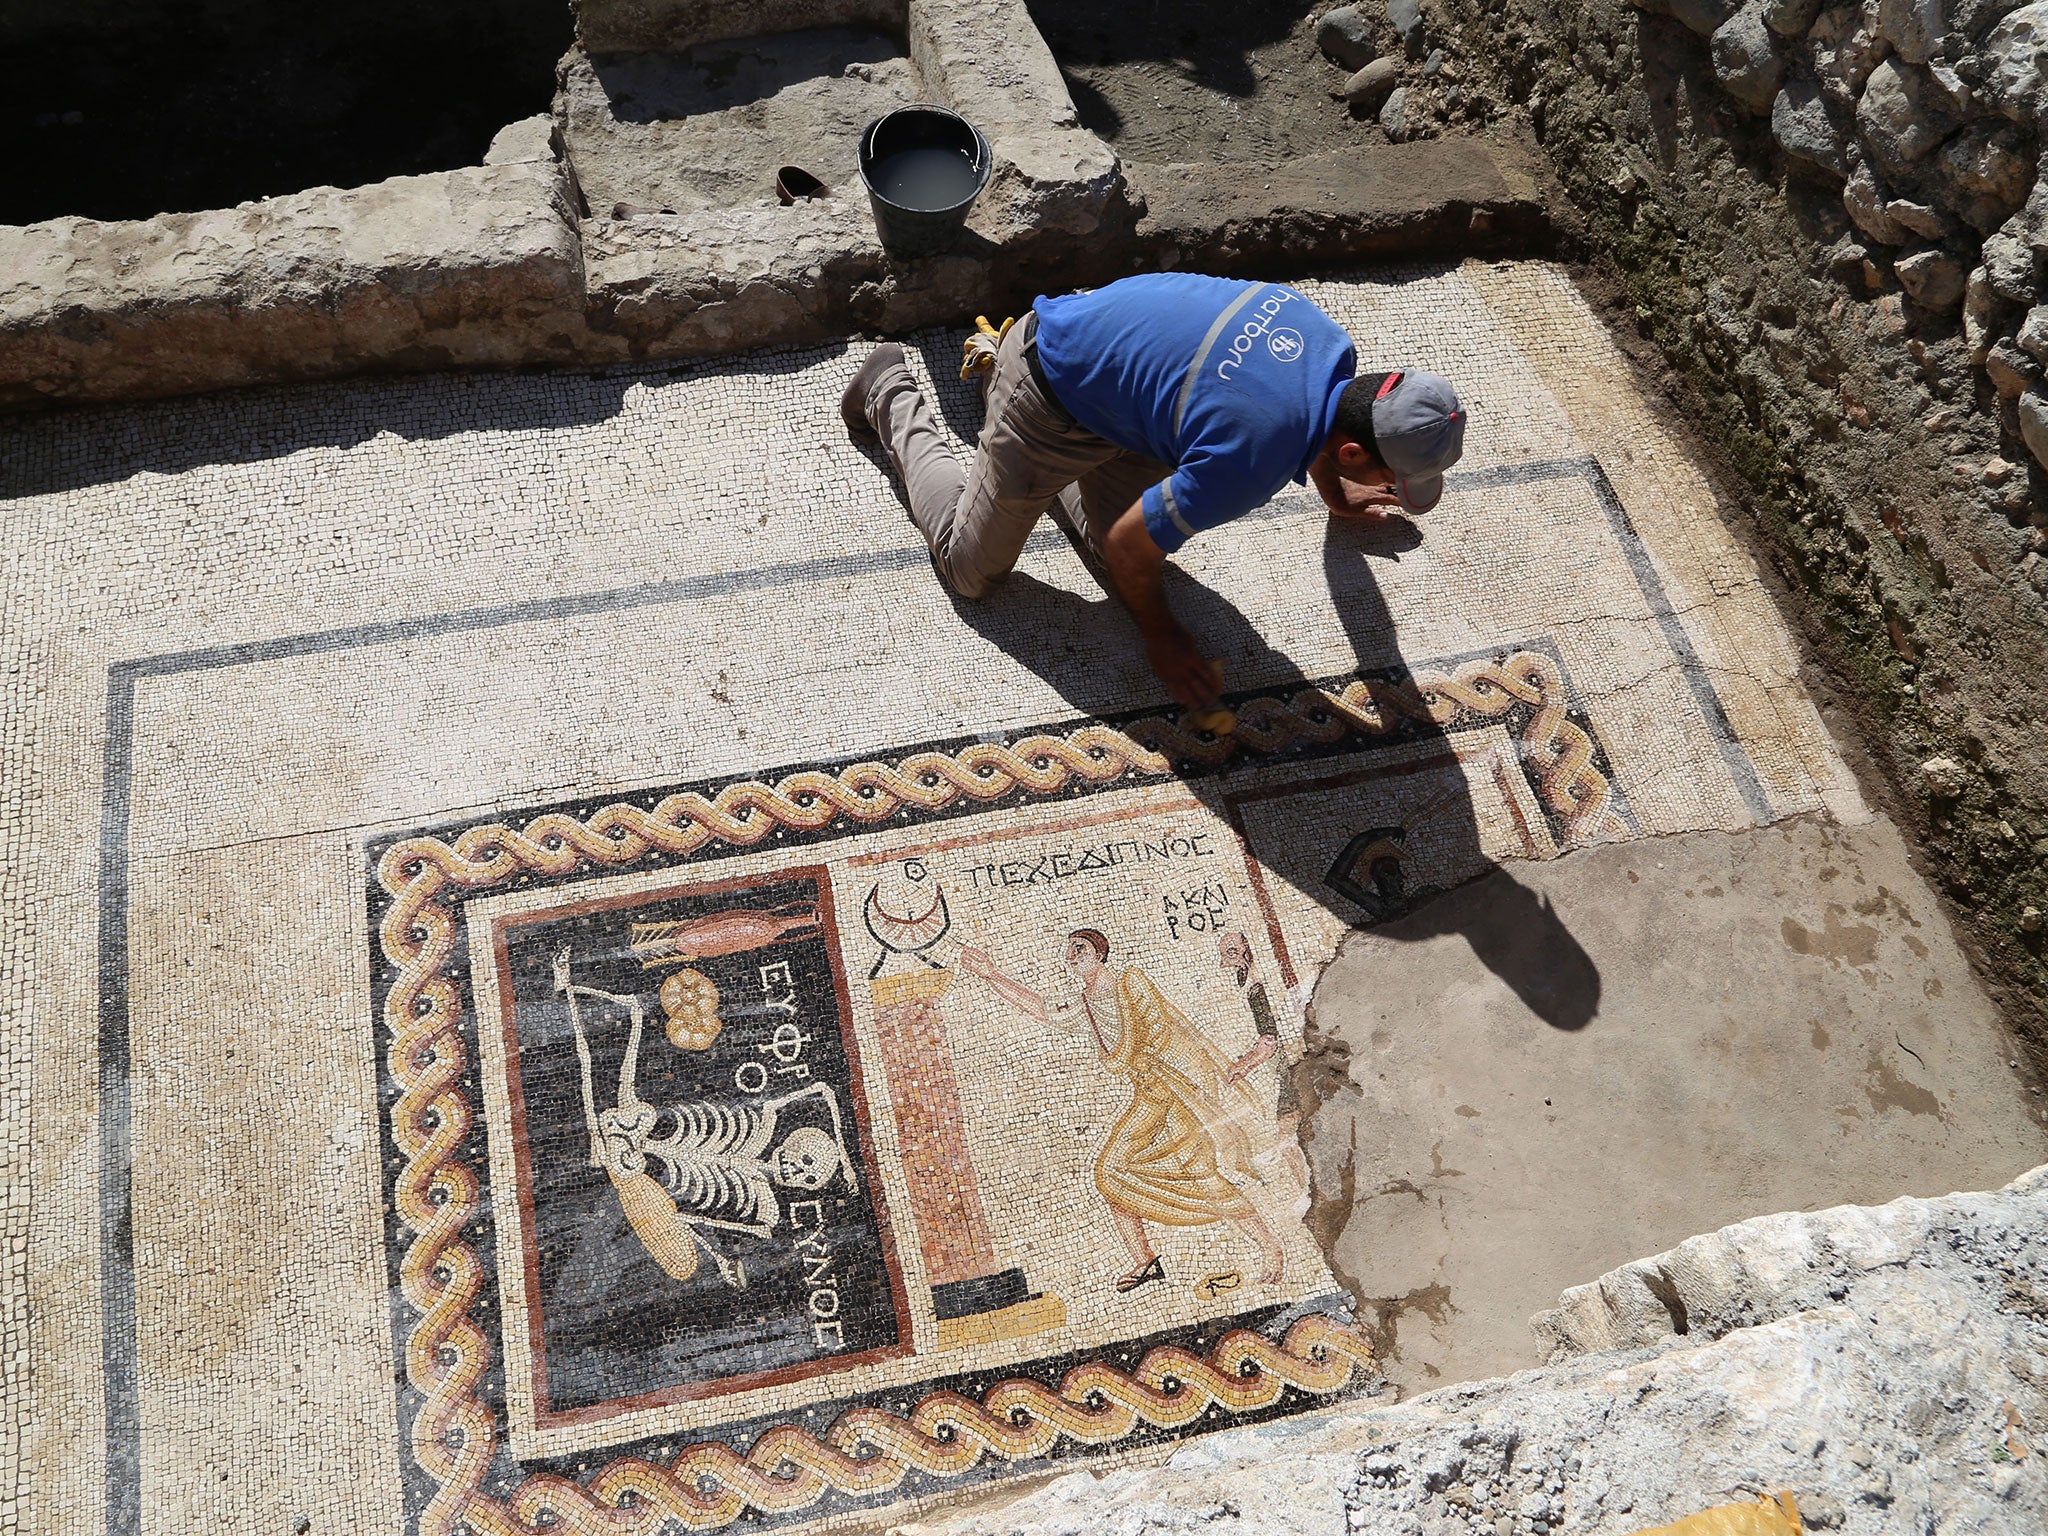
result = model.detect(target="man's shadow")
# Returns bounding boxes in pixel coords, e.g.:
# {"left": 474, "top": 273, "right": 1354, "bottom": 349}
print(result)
{"left": 947, "top": 514, "right": 1601, "bottom": 1033}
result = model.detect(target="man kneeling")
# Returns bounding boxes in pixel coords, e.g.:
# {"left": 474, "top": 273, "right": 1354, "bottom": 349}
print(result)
{"left": 842, "top": 273, "right": 1468, "bottom": 710}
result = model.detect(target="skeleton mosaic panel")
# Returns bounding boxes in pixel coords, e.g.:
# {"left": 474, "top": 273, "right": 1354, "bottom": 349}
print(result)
{"left": 483, "top": 871, "right": 909, "bottom": 1428}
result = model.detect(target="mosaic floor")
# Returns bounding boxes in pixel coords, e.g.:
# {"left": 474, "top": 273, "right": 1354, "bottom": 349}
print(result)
{"left": 0, "top": 262, "right": 1863, "bottom": 1536}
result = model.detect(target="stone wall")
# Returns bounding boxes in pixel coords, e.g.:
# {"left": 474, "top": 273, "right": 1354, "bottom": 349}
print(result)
{"left": 1368, "top": 0, "right": 2048, "bottom": 1061}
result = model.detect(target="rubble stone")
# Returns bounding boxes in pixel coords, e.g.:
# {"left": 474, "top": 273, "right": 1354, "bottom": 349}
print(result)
{"left": 1962, "top": 265, "right": 2000, "bottom": 358}
{"left": 1809, "top": 3, "right": 1891, "bottom": 106}
{"left": 1985, "top": 339, "right": 2038, "bottom": 394}
{"left": 1920, "top": 754, "right": 1971, "bottom": 797}
{"left": 1388, "top": 0, "right": 1429, "bottom": 59}
{"left": 1981, "top": 228, "right": 2039, "bottom": 302}
{"left": 1381, "top": 85, "right": 1411, "bottom": 140}
{"left": 1855, "top": 57, "right": 1966, "bottom": 180}
{"left": 1711, "top": 5, "right": 1789, "bottom": 111}
{"left": 1876, "top": 0, "right": 1947, "bottom": 60}
{"left": 1317, "top": 5, "right": 1379, "bottom": 69}
{"left": 1344, "top": 58, "right": 1403, "bottom": 112}
{"left": 1935, "top": 121, "right": 2034, "bottom": 232}
{"left": 1887, "top": 196, "right": 1953, "bottom": 237}
{"left": 1772, "top": 76, "right": 1852, "bottom": 177}
{"left": 2019, "top": 384, "right": 2048, "bottom": 467}
{"left": 1644, "top": 0, "right": 1747, "bottom": 40}
{"left": 2020, "top": 303, "right": 2048, "bottom": 361}
{"left": 1844, "top": 160, "right": 1911, "bottom": 242}
{"left": 1979, "top": 1, "right": 2048, "bottom": 124}
{"left": 1896, "top": 245, "right": 1968, "bottom": 307}
{"left": 1764, "top": 0, "right": 1826, "bottom": 34}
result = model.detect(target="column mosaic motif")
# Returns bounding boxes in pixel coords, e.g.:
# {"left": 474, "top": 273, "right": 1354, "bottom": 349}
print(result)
{"left": 863, "top": 866, "right": 1066, "bottom": 1347}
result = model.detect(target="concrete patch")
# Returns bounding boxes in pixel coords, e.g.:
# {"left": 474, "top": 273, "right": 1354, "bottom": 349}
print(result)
{"left": 1304, "top": 816, "right": 2047, "bottom": 1395}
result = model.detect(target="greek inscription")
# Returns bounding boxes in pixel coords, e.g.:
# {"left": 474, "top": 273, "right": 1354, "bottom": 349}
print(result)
{"left": 790, "top": 1199, "right": 843, "bottom": 1347}
{"left": 1163, "top": 882, "right": 1231, "bottom": 940}
{"left": 965, "top": 831, "right": 1217, "bottom": 892}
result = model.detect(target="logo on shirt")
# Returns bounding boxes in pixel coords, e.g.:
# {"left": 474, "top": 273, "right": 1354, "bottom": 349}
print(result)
{"left": 1216, "top": 288, "right": 1300, "bottom": 384}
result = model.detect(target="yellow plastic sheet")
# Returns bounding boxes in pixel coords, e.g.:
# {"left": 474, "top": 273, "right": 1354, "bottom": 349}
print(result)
{"left": 1629, "top": 1491, "right": 1802, "bottom": 1536}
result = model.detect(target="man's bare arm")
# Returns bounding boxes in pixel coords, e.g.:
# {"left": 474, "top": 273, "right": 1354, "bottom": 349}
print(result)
{"left": 1102, "top": 500, "right": 1221, "bottom": 710}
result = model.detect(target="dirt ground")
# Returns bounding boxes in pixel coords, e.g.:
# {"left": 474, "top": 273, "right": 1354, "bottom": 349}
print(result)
{"left": 1025, "top": 0, "right": 1371, "bottom": 164}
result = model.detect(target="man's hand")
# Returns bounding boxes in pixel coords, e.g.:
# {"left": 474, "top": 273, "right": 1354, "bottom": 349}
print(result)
{"left": 1145, "top": 627, "right": 1222, "bottom": 711}
{"left": 1321, "top": 478, "right": 1405, "bottom": 520}
{"left": 1309, "top": 442, "right": 1405, "bottom": 520}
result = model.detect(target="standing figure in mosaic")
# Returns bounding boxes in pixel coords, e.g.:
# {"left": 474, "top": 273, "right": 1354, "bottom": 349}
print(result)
{"left": 552, "top": 947, "right": 859, "bottom": 1289}
{"left": 960, "top": 929, "right": 1285, "bottom": 1293}
{"left": 841, "top": 274, "right": 1466, "bottom": 711}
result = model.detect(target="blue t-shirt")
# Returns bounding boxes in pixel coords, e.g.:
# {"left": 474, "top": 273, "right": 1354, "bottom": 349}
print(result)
{"left": 1033, "top": 275, "right": 1356, "bottom": 555}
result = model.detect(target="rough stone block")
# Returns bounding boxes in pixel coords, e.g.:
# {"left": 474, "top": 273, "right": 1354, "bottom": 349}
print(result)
{"left": 1125, "top": 138, "right": 1546, "bottom": 270}
{"left": 0, "top": 162, "right": 589, "bottom": 411}
{"left": 484, "top": 115, "right": 558, "bottom": 167}
{"left": 910, "top": 1177, "right": 2048, "bottom": 1536}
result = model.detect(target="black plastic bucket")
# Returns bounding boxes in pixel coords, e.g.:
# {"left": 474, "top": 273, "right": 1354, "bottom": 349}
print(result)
{"left": 858, "top": 104, "right": 991, "bottom": 257}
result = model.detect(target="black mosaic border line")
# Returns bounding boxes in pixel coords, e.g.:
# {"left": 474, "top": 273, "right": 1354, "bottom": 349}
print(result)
{"left": 94, "top": 451, "right": 1766, "bottom": 1536}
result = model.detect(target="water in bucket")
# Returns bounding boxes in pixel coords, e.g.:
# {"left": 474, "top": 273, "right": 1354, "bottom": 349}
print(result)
{"left": 859, "top": 104, "right": 991, "bottom": 256}
{"left": 867, "top": 146, "right": 982, "bottom": 212}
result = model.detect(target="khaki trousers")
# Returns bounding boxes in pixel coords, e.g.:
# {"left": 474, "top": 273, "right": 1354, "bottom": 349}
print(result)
{"left": 856, "top": 313, "right": 1172, "bottom": 599}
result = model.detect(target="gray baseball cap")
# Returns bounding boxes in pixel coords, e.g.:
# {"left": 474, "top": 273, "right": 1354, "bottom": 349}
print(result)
{"left": 1371, "top": 371, "right": 1466, "bottom": 512}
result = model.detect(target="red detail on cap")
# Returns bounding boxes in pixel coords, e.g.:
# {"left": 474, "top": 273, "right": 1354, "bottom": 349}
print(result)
{"left": 1375, "top": 372, "right": 1405, "bottom": 401}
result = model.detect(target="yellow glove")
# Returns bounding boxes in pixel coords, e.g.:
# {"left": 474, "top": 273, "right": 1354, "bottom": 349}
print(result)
{"left": 1192, "top": 660, "right": 1236, "bottom": 736}
{"left": 960, "top": 315, "right": 1016, "bottom": 381}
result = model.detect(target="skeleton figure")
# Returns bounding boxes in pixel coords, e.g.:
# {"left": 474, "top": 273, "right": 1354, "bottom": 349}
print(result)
{"left": 552, "top": 946, "right": 859, "bottom": 1289}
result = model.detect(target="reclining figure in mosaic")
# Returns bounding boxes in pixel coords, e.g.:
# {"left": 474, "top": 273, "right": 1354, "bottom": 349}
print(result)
{"left": 553, "top": 946, "right": 859, "bottom": 1288}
